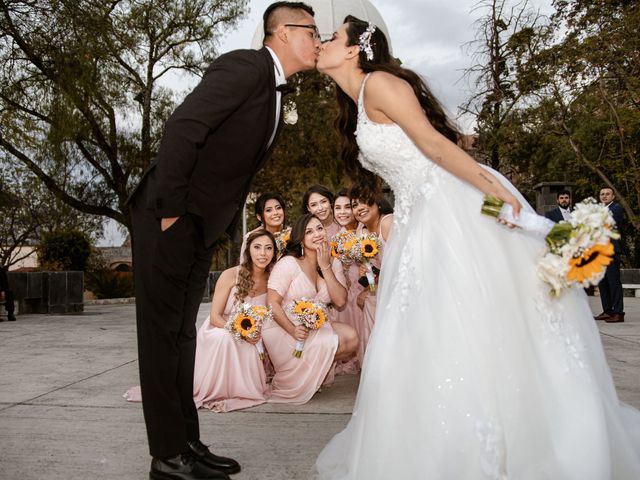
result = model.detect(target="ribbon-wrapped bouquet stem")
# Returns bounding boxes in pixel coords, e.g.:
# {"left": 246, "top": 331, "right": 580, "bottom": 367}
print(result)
{"left": 482, "top": 196, "right": 619, "bottom": 296}
{"left": 287, "top": 299, "right": 329, "bottom": 358}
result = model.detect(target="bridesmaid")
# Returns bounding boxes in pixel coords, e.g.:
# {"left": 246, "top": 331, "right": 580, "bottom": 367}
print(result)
{"left": 352, "top": 191, "right": 394, "bottom": 366}
{"left": 301, "top": 185, "right": 341, "bottom": 239}
{"left": 263, "top": 214, "right": 358, "bottom": 404}
{"left": 332, "top": 189, "right": 363, "bottom": 375}
{"left": 124, "top": 230, "right": 277, "bottom": 412}
{"left": 192, "top": 230, "right": 277, "bottom": 412}
{"left": 240, "top": 192, "right": 288, "bottom": 259}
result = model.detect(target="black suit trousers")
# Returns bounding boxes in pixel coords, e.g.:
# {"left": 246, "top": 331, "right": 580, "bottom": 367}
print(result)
{"left": 598, "top": 255, "right": 624, "bottom": 315}
{"left": 131, "top": 178, "right": 214, "bottom": 459}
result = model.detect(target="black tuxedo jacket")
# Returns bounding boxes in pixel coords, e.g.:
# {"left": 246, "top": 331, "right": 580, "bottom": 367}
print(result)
{"left": 544, "top": 207, "right": 565, "bottom": 223}
{"left": 133, "top": 47, "right": 283, "bottom": 247}
{"left": 608, "top": 202, "right": 624, "bottom": 256}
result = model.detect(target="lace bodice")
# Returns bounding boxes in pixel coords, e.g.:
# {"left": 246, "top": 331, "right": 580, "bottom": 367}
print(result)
{"left": 355, "top": 73, "right": 445, "bottom": 226}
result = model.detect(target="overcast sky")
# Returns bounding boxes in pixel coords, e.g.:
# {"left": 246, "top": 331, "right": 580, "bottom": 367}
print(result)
{"left": 98, "top": 0, "right": 553, "bottom": 246}
{"left": 219, "top": 0, "right": 553, "bottom": 128}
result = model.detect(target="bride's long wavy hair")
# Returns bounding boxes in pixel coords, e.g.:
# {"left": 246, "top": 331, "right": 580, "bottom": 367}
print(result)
{"left": 336, "top": 15, "right": 460, "bottom": 200}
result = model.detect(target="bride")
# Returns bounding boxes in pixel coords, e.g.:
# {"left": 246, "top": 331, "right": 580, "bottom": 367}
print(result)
{"left": 312, "top": 15, "right": 640, "bottom": 480}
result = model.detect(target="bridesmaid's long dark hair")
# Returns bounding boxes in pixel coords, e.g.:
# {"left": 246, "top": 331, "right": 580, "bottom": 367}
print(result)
{"left": 281, "top": 213, "right": 327, "bottom": 278}
{"left": 337, "top": 15, "right": 460, "bottom": 201}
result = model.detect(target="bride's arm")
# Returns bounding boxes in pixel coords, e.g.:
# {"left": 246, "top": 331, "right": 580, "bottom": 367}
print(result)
{"left": 363, "top": 72, "right": 521, "bottom": 217}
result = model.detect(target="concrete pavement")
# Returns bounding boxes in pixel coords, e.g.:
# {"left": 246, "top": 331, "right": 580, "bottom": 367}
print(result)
{"left": 0, "top": 296, "right": 639, "bottom": 480}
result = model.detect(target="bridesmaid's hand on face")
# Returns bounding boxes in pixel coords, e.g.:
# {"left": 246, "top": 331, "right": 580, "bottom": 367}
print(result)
{"left": 293, "top": 325, "right": 309, "bottom": 341}
{"left": 316, "top": 241, "right": 332, "bottom": 269}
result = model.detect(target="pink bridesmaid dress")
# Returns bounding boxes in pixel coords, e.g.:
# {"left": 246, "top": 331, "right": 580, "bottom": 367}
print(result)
{"left": 124, "top": 288, "right": 269, "bottom": 411}
{"left": 333, "top": 230, "right": 364, "bottom": 375}
{"left": 358, "top": 215, "right": 392, "bottom": 365}
{"left": 324, "top": 220, "right": 341, "bottom": 240}
{"left": 191, "top": 287, "right": 270, "bottom": 412}
{"left": 263, "top": 255, "right": 346, "bottom": 404}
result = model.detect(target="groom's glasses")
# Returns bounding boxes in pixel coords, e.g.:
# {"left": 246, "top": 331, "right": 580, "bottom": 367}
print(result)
{"left": 284, "top": 24, "right": 321, "bottom": 41}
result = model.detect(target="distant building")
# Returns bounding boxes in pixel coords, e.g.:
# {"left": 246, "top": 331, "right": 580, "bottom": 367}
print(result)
{"left": 98, "top": 236, "right": 132, "bottom": 271}
{"left": 7, "top": 246, "right": 38, "bottom": 271}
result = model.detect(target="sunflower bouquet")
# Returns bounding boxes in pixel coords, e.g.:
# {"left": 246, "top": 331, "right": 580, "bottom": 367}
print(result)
{"left": 225, "top": 303, "right": 273, "bottom": 359}
{"left": 351, "top": 233, "right": 383, "bottom": 293}
{"left": 330, "top": 230, "right": 358, "bottom": 265}
{"left": 287, "top": 299, "right": 329, "bottom": 358}
{"left": 481, "top": 196, "right": 619, "bottom": 296}
{"left": 275, "top": 226, "right": 292, "bottom": 256}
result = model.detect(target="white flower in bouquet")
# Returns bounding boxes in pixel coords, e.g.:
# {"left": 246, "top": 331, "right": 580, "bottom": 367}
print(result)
{"left": 537, "top": 252, "right": 571, "bottom": 296}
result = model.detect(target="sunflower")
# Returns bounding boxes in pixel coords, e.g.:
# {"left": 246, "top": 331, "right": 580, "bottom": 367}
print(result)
{"left": 330, "top": 241, "right": 339, "bottom": 257}
{"left": 253, "top": 306, "right": 269, "bottom": 317}
{"left": 567, "top": 242, "right": 614, "bottom": 283}
{"left": 313, "top": 308, "right": 326, "bottom": 329}
{"left": 234, "top": 313, "right": 257, "bottom": 337}
{"left": 360, "top": 238, "right": 379, "bottom": 258}
{"left": 293, "top": 300, "right": 314, "bottom": 315}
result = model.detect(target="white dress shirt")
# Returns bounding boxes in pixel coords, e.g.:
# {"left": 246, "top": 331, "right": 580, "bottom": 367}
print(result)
{"left": 559, "top": 207, "right": 571, "bottom": 221}
{"left": 265, "top": 47, "right": 286, "bottom": 148}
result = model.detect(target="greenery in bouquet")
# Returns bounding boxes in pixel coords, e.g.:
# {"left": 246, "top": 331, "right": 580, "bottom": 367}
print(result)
{"left": 538, "top": 198, "right": 619, "bottom": 296}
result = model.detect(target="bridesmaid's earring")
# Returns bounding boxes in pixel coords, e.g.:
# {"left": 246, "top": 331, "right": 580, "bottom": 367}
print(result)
{"left": 301, "top": 244, "right": 304, "bottom": 257}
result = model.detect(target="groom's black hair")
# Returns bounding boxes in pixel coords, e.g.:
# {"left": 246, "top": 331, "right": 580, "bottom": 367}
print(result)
{"left": 263, "top": 2, "right": 315, "bottom": 38}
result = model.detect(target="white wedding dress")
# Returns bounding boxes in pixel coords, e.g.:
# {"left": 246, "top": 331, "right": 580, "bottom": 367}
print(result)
{"left": 312, "top": 74, "right": 640, "bottom": 479}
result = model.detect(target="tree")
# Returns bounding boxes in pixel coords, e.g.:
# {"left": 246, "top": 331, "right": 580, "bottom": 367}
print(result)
{"left": 251, "top": 70, "right": 344, "bottom": 218}
{"left": 0, "top": 0, "right": 248, "bottom": 237}
{"left": 39, "top": 229, "right": 92, "bottom": 271}
{"left": 0, "top": 157, "right": 103, "bottom": 268}
{"left": 461, "top": 0, "right": 547, "bottom": 174}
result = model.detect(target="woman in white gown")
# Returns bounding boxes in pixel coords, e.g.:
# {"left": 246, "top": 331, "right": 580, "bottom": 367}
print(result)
{"left": 312, "top": 16, "right": 640, "bottom": 480}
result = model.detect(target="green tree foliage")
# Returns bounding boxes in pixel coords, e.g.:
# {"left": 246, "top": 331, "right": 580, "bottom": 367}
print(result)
{"left": 0, "top": 0, "right": 248, "bottom": 236}
{"left": 0, "top": 158, "right": 103, "bottom": 268}
{"left": 464, "top": 0, "right": 639, "bottom": 265}
{"left": 251, "top": 70, "right": 344, "bottom": 221}
{"left": 461, "top": 0, "right": 547, "bottom": 173}
{"left": 39, "top": 229, "right": 92, "bottom": 271}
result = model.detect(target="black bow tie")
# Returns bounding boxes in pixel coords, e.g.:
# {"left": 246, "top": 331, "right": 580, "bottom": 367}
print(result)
{"left": 276, "top": 84, "right": 294, "bottom": 96}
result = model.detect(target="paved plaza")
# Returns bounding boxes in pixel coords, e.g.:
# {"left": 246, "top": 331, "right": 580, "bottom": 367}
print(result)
{"left": 1, "top": 296, "right": 639, "bottom": 480}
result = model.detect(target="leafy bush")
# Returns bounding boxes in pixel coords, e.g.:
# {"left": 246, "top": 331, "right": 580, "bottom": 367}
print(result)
{"left": 86, "top": 269, "right": 135, "bottom": 299}
{"left": 39, "top": 229, "right": 92, "bottom": 271}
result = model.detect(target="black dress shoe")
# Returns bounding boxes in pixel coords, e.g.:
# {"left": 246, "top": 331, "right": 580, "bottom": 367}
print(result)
{"left": 187, "top": 440, "right": 241, "bottom": 474}
{"left": 150, "top": 452, "right": 230, "bottom": 480}
{"left": 7, "top": 314, "right": 16, "bottom": 321}
{"left": 605, "top": 313, "right": 625, "bottom": 323}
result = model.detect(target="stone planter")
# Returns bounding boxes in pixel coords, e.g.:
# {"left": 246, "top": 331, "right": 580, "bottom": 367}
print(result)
{"left": 8, "top": 271, "right": 84, "bottom": 314}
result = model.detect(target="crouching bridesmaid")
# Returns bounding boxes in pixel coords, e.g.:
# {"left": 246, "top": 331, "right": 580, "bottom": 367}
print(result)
{"left": 263, "top": 214, "right": 358, "bottom": 404}
{"left": 192, "top": 230, "right": 277, "bottom": 412}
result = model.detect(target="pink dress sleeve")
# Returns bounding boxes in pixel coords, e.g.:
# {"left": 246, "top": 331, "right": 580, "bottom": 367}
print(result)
{"left": 331, "top": 258, "right": 347, "bottom": 289}
{"left": 268, "top": 256, "right": 297, "bottom": 298}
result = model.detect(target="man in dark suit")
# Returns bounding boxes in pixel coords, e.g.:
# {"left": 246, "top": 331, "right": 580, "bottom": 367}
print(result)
{"left": 544, "top": 189, "right": 572, "bottom": 223}
{"left": 594, "top": 187, "right": 625, "bottom": 323}
{"left": 0, "top": 267, "right": 16, "bottom": 322}
{"left": 128, "top": 3, "right": 320, "bottom": 479}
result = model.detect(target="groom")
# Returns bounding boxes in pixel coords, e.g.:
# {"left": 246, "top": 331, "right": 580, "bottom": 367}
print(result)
{"left": 128, "top": 3, "right": 320, "bottom": 479}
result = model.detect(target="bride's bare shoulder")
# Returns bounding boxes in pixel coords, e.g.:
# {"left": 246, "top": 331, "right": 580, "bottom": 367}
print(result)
{"left": 367, "top": 71, "right": 412, "bottom": 92}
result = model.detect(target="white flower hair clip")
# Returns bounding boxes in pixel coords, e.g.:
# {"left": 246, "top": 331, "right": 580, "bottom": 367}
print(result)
{"left": 358, "top": 23, "right": 377, "bottom": 61}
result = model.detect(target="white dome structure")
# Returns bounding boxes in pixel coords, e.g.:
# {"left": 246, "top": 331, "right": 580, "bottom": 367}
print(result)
{"left": 250, "top": 0, "right": 392, "bottom": 53}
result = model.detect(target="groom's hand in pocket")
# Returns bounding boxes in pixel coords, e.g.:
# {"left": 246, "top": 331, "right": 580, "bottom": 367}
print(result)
{"left": 161, "top": 216, "right": 180, "bottom": 231}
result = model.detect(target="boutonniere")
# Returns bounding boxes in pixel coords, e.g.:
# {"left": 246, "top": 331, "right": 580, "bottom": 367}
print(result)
{"left": 283, "top": 102, "right": 298, "bottom": 125}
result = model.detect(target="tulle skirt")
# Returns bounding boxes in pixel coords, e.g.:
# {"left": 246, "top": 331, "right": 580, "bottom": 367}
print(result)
{"left": 313, "top": 167, "right": 640, "bottom": 479}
